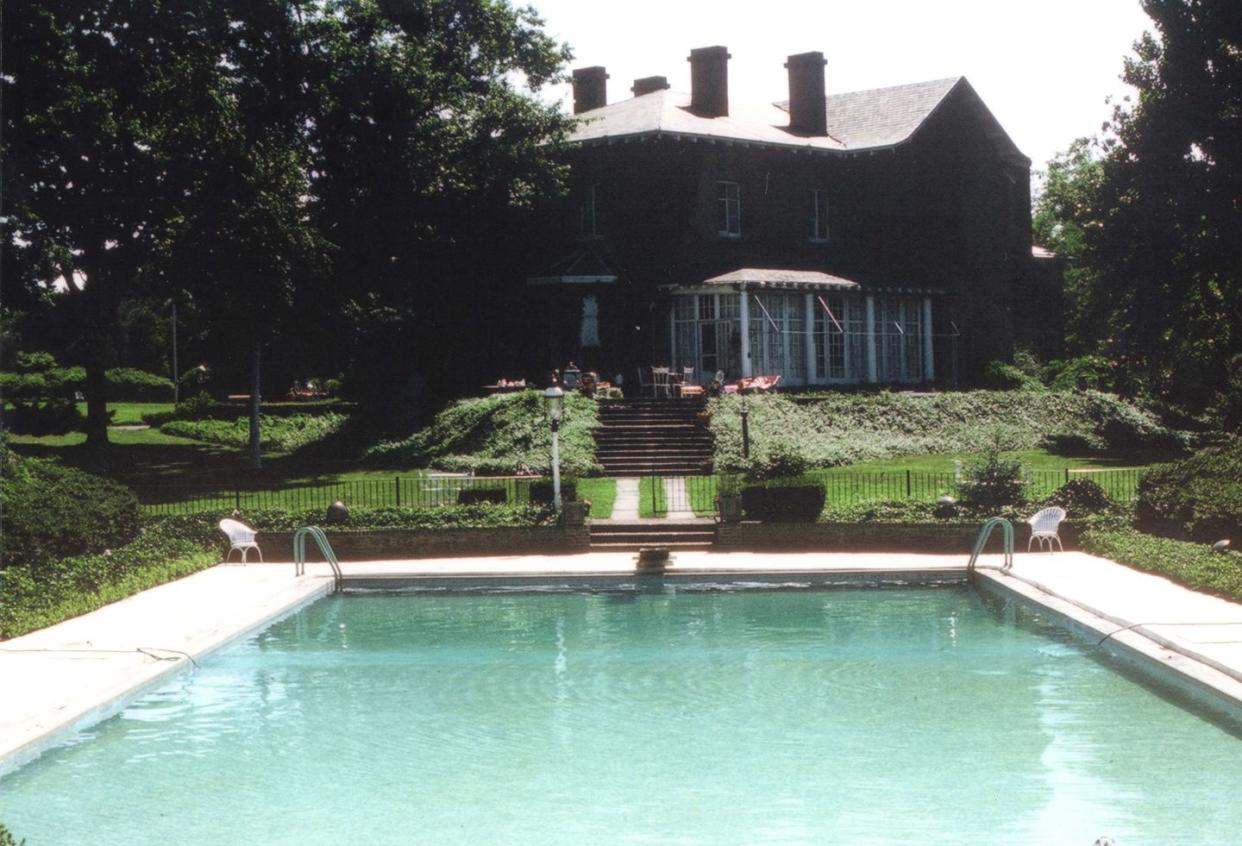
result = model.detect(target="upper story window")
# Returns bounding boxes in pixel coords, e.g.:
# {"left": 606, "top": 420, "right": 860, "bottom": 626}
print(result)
{"left": 579, "top": 183, "right": 599, "bottom": 239}
{"left": 809, "top": 189, "right": 829, "bottom": 243}
{"left": 716, "top": 181, "right": 740, "bottom": 238}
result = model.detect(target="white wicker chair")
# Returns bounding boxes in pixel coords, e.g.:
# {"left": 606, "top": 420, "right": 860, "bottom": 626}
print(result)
{"left": 219, "top": 518, "right": 263, "bottom": 563}
{"left": 1027, "top": 506, "right": 1066, "bottom": 552}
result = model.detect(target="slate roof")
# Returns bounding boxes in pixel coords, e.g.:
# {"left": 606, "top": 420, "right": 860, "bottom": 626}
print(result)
{"left": 567, "top": 76, "right": 1025, "bottom": 161}
{"left": 777, "top": 78, "right": 962, "bottom": 150}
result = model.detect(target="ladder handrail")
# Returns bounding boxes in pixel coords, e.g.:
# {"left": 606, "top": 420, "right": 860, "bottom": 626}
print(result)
{"left": 967, "top": 516, "right": 1014, "bottom": 580}
{"left": 293, "top": 526, "right": 342, "bottom": 591}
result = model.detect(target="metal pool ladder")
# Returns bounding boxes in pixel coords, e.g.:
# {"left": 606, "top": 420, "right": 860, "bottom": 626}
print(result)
{"left": 966, "top": 517, "right": 1014, "bottom": 582}
{"left": 293, "top": 526, "right": 343, "bottom": 591}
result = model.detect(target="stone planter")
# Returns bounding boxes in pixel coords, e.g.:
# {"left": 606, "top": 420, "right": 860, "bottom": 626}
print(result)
{"left": 560, "top": 501, "right": 591, "bottom": 526}
{"left": 715, "top": 495, "right": 743, "bottom": 523}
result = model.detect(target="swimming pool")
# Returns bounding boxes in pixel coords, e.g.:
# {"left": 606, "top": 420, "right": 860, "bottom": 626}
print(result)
{"left": 2, "top": 586, "right": 1240, "bottom": 844}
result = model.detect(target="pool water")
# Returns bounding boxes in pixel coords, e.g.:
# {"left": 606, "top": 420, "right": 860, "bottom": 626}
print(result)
{"left": 2, "top": 587, "right": 1240, "bottom": 845}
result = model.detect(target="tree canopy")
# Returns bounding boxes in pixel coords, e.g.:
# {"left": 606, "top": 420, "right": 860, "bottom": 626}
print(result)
{"left": 2, "top": 0, "right": 573, "bottom": 448}
{"left": 1035, "top": 0, "right": 1242, "bottom": 408}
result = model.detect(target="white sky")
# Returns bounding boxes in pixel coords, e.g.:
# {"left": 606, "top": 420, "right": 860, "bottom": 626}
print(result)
{"left": 529, "top": 0, "right": 1154, "bottom": 181}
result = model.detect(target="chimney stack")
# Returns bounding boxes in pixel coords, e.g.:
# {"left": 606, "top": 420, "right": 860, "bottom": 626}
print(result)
{"left": 572, "top": 66, "right": 609, "bottom": 114}
{"left": 687, "top": 46, "right": 730, "bottom": 117}
{"left": 631, "top": 76, "right": 670, "bottom": 98}
{"left": 785, "top": 51, "right": 827, "bottom": 136}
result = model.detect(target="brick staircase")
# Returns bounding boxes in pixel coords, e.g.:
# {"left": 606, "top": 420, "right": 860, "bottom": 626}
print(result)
{"left": 594, "top": 397, "right": 713, "bottom": 476}
{"left": 589, "top": 520, "right": 717, "bottom": 551}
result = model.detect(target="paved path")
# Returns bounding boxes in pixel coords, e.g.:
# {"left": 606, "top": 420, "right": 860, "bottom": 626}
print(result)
{"left": 663, "top": 477, "right": 695, "bottom": 519}
{"left": 4, "top": 550, "right": 1241, "bottom": 778}
{"left": 611, "top": 477, "right": 640, "bottom": 520}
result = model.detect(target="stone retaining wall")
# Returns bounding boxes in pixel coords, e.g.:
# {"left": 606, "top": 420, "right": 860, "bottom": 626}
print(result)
{"left": 262, "top": 526, "right": 591, "bottom": 561}
{"left": 716, "top": 522, "right": 1081, "bottom": 553}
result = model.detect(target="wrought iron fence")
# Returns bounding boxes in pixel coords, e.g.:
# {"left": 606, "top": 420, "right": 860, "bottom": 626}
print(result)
{"left": 139, "top": 475, "right": 548, "bottom": 516}
{"left": 142, "top": 468, "right": 1144, "bottom": 518}
{"left": 641, "top": 468, "right": 1144, "bottom": 517}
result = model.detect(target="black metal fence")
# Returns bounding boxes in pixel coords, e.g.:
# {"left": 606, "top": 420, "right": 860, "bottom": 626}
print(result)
{"left": 139, "top": 475, "right": 546, "bottom": 516}
{"left": 645, "top": 468, "right": 1144, "bottom": 518}
{"left": 142, "top": 468, "right": 1144, "bottom": 518}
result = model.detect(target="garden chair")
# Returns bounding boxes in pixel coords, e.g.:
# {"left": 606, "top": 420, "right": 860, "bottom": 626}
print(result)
{"left": 652, "top": 366, "right": 672, "bottom": 398}
{"left": 1027, "top": 506, "right": 1066, "bottom": 552}
{"left": 219, "top": 518, "right": 263, "bottom": 563}
{"left": 637, "top": 367, "right": 655, "bottom": 398}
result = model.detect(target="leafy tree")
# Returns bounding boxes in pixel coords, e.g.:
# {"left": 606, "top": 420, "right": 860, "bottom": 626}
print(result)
{"left": 2, "top": 1, "right": 279, "bottom": 450}
{"left": 1032, "top": 139, "right": 1108, "bottom": 354}
{"left": 1090, "top": 0, "right": 1242, "bottom": 406}
{"left": 303, "top": 0, "right": 573, "bottom": 414}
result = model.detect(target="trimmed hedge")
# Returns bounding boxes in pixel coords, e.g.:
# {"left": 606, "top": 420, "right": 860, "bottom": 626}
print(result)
{"left": 161, "top": 413, "right": 348, "bottom": 452}
{"left": 1136, "top": 439, "right": 1242, "bottom": 541}
{"left": 741, "top": 485, "right": 825, "bottom": 521}
{"left": 0, "top": 447, "right": 141, "bottom": 568}
{"left": 1081, "top": 527, "right": 1242, "bottom": 602}
{"left": 458, "top": 488, "right": 508, "bottom": 505}
{"left": 223, "top": 505, "right": 557, "bottom": 531}
{"left": 0, "top": 366, "right": 172, "bottom": 401}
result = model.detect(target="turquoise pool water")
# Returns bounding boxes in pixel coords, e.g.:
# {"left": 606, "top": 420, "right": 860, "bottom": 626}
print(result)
{"left": 2, "top": 587, "right": 1240, "bottom": 845}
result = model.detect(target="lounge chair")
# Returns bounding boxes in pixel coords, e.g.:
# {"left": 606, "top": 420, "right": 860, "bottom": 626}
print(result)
{"left": 219, "top": 518, "right": 263, "bottom": 563}
{"left": 1027, "top": 506, "right": 1066, "bottom": 552}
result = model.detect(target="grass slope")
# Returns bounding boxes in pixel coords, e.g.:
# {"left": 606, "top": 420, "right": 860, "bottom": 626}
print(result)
{"left": 366, "top": 390, "right": 601, "bottom": 476}
{"left": 710, "top": 390, "right": 1183, "bottom": 471}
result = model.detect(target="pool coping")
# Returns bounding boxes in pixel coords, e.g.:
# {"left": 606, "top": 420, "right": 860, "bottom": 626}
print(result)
{"left": 2, "top": 550, "right": 1240, "bottom": 779}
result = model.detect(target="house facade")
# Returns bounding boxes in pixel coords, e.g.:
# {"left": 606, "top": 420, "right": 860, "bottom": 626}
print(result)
{"left": 524, "top": 47, "right": 1054, "bottom": 389}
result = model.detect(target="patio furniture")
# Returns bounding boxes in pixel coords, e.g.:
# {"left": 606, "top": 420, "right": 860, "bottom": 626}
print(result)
{"left": 738, "top": 375, "right": 782, "bottom": 393}
{"left": 219, "top": 519, "right": 262, "bottom": 563}
{"left": 1027, "top": 506, "right": 1066, "bottom": 552}
{"left": 637, "top": 367, "right": 655, "bottom": 397}
{"left": 652, "top": 366, "right": 672, "bottom": 398}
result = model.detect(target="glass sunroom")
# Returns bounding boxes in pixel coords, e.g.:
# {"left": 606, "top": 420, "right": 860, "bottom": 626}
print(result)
{"left": 667, "top": 268, "right": 935, "bottom": 387}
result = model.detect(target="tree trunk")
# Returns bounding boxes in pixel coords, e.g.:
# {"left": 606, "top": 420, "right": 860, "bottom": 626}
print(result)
{"left": 84, "top": 357, "right": 110, "bottom": 450}
{"left": 249, "top": 341, "right": 262, "bottom": 470}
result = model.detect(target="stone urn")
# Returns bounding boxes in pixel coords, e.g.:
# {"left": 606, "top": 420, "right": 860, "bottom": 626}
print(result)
{"left": 560, "top": 500, "right": 591, "bottom": 526}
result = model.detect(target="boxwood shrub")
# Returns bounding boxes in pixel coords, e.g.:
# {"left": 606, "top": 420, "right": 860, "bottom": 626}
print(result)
{"left": 0, "top": 447, "right": 141, "bottom": 568}
{"left": 458, "top": 488, "right": 508, "bottom": 505}
{"left": 741, "top": 485, "right": 825, "bottom": 521}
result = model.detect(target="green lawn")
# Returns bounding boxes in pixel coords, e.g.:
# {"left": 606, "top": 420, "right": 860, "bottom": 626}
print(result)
{"left": 576, "top": 478, "right": 615, "bottom": 519}
{"left": 79, "top": 401, "right": 175, "bottom": 425}
{"left": 837, "top": 449, "right": 1150, "bottom": 474}
{"left": 638, "top": 476, "right": 667, "bottom": 518}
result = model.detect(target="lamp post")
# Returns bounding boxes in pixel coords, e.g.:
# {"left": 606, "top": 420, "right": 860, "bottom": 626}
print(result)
{"left": 740, "top": 396, "right": 750, "bottom": 460}
{"left": 544, "top": 386, "right": 564, "bottom": 511}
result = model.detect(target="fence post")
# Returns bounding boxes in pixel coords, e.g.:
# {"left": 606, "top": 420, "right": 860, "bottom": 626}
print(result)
{"left": 235, "top": 488, "right": 241, "bottom": 511}
{"left": 1065, "top": 467, "right": 1070, "bottom": 485}
{"left": 906, "top": 469, "right": 912, "bottom": 498}
{"left": 395, "top": 476, "right": 401, "bottom": 508}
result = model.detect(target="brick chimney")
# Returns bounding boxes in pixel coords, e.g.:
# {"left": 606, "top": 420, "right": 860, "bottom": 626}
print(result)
{"left": 687, "top": 46, "right": 730, "bottom": 117}
{"left": 785, "top": 52, "right": 827, "bottom": 135}
{"left": 572, "top": 66, "right": 608, "bottom": 114}
{"left": 631, "top": 76, "right": 670, "bottom": 98}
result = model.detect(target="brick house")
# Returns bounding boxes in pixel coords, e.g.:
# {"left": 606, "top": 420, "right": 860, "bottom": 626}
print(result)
{"left": 524, "top": 46, "right": 1056, "bottom": 389}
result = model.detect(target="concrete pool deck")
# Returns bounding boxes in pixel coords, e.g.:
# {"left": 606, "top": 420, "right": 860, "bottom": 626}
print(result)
{"left": 2, "top": 549, "right": 1241, "bottom": 777}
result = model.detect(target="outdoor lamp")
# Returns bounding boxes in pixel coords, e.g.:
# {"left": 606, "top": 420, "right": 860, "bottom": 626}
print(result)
{"left": 544, "top": 386, "right": 564, "bottom": 431}
{"left": 543, "top": 386, "right": 565, "bottom": 510}
{"left": 739, "top": 396, "right": 751, "bottom": 459}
